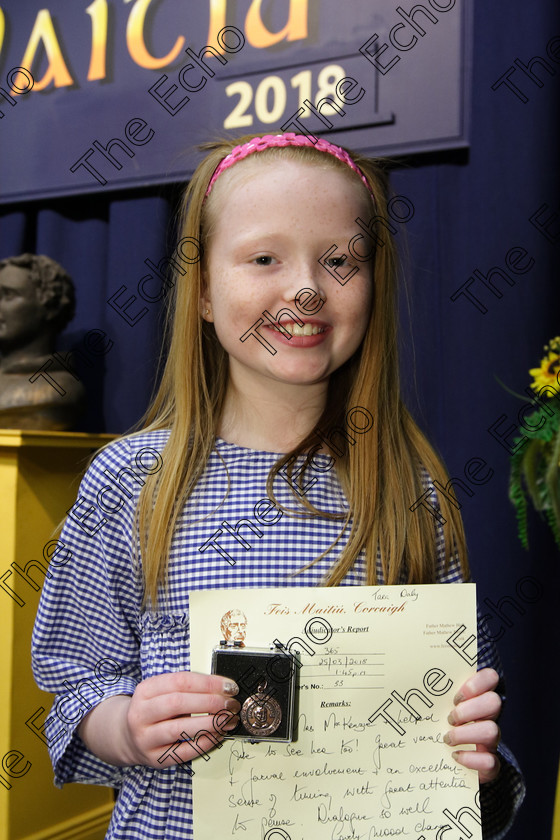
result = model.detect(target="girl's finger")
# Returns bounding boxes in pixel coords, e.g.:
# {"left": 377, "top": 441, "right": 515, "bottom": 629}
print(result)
{"left": 451, "top": 747, "right": 501, "bottom": 784}
{"left": 154, "top": 691, "right": 241, "bottom": 723}
{"left": 154, "top": 713, "right": 239, "bottom": 768}
{"left": 130, "top": 692, "right": 241, "bottom": 729}
{"left": 136, "top": 671, "right": 239, "bottom": 701}
{"left": 143, "top": 710, "right": 239, "bottom": 756}
{"left": 448, "top": 690, "right": 502, "bottom": 725}
{"left": 453, "top": 668, "right": 500, "bottom": 703}
{"left": 444, "top": 719, "right": 500, "bottom": 750}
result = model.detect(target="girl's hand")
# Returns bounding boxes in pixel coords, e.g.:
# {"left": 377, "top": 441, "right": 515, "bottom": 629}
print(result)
{"left": 443, "top": 668, "right": 502, "bottom": 784}
{"left": 123, "top": 671, "right": 240, "bottom": 769}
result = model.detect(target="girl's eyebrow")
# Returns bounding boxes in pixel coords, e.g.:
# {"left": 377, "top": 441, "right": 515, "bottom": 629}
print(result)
{"left": 232, "top": 232, "right": 289, "bottom": 248}
{"left": 231, "top": 229, "right": 363, "bottom": 252}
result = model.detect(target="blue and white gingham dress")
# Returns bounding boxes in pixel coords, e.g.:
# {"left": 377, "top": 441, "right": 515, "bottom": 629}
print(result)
{"left": 32, "top": 430, "right": 525, "bottom": 839}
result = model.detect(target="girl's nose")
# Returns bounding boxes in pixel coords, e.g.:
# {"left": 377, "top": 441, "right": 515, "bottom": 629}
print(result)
{"left": 293, "top": 286, "right": 326, "bottom": 315}
{"left": 282, "top": 264, "right": 326, "bottom": 308}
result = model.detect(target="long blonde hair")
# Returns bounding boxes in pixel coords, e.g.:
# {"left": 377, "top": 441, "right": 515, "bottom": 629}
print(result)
{"left": 125, "top": 133, "right": 468, "bottom": 608}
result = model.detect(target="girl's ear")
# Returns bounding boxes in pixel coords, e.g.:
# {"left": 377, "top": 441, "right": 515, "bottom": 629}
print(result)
{"left": 200, "top": 262, "right": 210, "bottom": 295}
{"left": 200, "top": 267, "right": 212, "bottom": 320}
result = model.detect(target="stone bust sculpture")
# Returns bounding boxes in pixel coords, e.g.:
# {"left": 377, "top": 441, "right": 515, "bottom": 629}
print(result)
{"left": 0, "top": 253, "right": 85, "bottom": 430}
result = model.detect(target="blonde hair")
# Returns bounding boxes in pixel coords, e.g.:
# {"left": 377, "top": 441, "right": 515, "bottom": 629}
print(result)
{"left": 122, "top": 133, "right": 468, "bottom": 608}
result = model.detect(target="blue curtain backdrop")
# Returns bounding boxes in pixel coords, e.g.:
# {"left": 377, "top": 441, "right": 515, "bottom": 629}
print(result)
{"left": 1, "top": 1, "right": 559, "bottom": 837}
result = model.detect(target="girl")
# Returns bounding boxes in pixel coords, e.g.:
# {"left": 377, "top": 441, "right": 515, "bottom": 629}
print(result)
{"left": 32, "top": 133, "right": 524, "bottom": 839}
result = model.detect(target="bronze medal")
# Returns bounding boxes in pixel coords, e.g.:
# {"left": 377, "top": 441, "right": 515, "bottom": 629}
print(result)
{"left": 240, "top": 680, "right": 282, "bottom": 736}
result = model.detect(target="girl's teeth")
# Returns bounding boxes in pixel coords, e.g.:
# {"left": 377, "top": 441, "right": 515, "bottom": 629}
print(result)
{"left": 271, "top": 324, "right": 325, "bottom": 336}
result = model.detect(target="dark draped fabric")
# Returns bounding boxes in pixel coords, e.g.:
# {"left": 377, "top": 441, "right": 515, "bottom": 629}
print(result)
{"left": 1, "top": 1, "right": 559, "bottom": 836}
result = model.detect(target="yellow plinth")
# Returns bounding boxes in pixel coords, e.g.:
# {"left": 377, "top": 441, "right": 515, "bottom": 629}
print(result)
{"left": 554, "top": 762, "right": 560, "bottom": 840}
{"left": 0, "top": 431, "right": 116, "bottom": 840}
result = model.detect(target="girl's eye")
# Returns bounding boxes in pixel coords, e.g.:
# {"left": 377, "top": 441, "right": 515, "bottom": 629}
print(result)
{"left": 325, "top": 255, "right": 348, "bottom": 268}
{"left": 253, "top": 256, "right": 274, "bottom": 266}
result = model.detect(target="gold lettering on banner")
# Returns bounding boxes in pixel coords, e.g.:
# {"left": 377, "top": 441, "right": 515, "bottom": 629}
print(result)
{"left": 0, "top": 9, "right": 5, "bottom": 59}
{"left": 19, "top": 9, "right": 74, "bottom": 91}
{"left": 86, "top": 0, "right": 108, "bottom": 80}
{"left": 207, "top": 0, "right": 228, "bottom": 50}
{"left": 245, "top": 0, "right": 309, "bottom": 48}
{"left": 0, "top": 0, "right": 310, "bottom": 90}
{"left": 208, "top": 0, "right": 309, "bottom": 53}
{"left": 125, "top": 0, "right": 186, "bottom": 69}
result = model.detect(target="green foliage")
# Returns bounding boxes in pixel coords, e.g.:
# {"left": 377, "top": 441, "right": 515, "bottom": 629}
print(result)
{"left": 509, "top": 446, "right": 529, "bottom": 549}
{"left": 508, "top": 403, "right": 560, "bottom": 550}
{"left": 544, "top": 508, "right": 560, "bottom": 548}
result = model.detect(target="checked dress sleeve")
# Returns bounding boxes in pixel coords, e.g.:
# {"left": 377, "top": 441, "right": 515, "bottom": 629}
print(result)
{"left": 31, "top": 438, "right": 145, "bottom": 788}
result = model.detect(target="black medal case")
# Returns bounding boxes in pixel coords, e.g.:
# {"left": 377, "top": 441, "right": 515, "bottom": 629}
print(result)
{"left": 211, "top": 641, "right": 298, "bottom": 743}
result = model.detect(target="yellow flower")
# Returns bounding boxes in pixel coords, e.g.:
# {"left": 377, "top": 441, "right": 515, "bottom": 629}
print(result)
{"left": 544, "top": 336, "right": 560, "bottom": 355}
{"left": 529, "top": 350, "right": 560, "bottom": 391}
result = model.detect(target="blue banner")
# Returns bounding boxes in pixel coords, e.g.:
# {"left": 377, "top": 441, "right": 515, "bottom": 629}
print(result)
{"left": 0, "top": 0, "right": 471, "bottom": 203}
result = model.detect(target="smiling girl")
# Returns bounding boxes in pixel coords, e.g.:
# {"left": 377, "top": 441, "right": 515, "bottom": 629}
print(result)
{"left": 32, "top": 133, "right": 524, "bottom": 839}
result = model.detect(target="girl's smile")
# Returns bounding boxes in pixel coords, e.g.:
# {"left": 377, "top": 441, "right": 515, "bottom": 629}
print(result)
{"left": 263, "top": 318, "right": 331, "bottom": 346}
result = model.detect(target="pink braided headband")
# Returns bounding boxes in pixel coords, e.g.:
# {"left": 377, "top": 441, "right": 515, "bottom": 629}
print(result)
{"left": 204, "top": 133, "right": 375, "bottom": 201}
